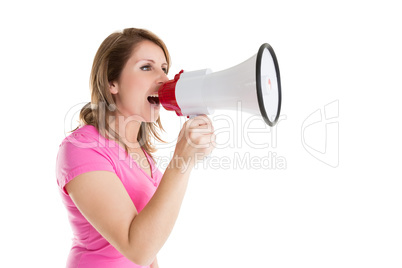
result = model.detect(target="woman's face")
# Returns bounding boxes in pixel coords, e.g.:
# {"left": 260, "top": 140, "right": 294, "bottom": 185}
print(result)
{"left": 110, "top": 40, "right": 169, "bottom": 122}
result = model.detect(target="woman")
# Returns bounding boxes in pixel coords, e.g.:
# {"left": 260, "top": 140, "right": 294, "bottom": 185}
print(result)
{"left": 56, "top": 28, "right": 215, "bottom": 268}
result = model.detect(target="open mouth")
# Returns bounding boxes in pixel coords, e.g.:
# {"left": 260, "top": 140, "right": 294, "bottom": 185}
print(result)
{"left": 147, "top": 93, "right": 160, "bottom": 105}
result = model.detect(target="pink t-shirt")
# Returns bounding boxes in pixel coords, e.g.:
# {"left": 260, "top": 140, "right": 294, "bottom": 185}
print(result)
{"left": 56, "top": 125, "right": 163, "bottom": 268}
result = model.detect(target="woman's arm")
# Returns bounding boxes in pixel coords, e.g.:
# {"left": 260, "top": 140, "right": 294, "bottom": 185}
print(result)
{"left": 66, "top": 164, "right": 190, "bottom": 265}
{"left": 66, "top": 116, "right": 215, "bottom": 266}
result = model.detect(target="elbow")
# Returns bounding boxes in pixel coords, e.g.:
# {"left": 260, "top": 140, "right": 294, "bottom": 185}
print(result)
{"left": 129, "top": 254, "right": 155, "bottom": 267}
{"left": 123, "top": 244, "right": 156, "bottom": 266}
{"left": 123, "top": 221, "right": 160, "bottom": 265}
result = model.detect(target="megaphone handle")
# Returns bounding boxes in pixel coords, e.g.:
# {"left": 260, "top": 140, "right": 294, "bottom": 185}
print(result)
{"left": 187, "top": 114, "right": 211, "bottom": 161}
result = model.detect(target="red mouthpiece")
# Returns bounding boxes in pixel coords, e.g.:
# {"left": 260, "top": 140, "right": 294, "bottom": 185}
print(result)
{"left": 158, "top": 70, "right": 184, "bottom": 116}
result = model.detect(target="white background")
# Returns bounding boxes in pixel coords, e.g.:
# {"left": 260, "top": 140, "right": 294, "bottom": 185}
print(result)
{"left": 1, "top": 0, "right": 401, "bottom": 267}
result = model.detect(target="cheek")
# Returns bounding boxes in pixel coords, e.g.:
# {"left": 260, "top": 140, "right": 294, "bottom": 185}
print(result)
{"left": 118, "top": 80, "right": 150, "bottom": 114}
{"left": 120, "top": 77, "right": 144, "bottom": 99}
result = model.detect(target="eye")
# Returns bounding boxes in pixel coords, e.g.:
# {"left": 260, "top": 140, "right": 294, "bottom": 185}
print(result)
{"left": 140, "top": 65, "right": 152, "bottom": 71}
{"left": 162, "top": 67, "right": 168, "bottom": 74}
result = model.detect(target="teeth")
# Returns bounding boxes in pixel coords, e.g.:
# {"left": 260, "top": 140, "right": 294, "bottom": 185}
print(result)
{"left": 147, "top": 93, "right": 160, "bottom": 105}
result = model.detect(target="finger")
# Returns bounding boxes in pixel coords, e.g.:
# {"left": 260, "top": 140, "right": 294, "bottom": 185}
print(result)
{"left": 189, "top": 114, "right": 210, "bottom": 124}
{"left": 188, "top": 116, "right": 213, "bottom": 129}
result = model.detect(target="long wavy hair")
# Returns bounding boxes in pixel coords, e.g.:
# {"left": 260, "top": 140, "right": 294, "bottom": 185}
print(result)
{"left": 75, "top": 28, "right": 170, "bottom": 161}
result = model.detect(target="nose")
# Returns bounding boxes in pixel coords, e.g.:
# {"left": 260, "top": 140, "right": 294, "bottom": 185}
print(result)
{"left": 157, "top": 70, "right": 169, "bottom": 85}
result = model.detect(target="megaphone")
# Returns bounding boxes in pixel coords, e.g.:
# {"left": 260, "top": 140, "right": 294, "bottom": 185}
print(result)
{"left": 158, "top": 43, "right": 282, "bottom": 126}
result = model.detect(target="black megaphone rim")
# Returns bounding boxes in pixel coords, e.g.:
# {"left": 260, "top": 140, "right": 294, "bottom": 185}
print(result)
{"left": 256, "top": 43, "right": 282, "bottom": 127}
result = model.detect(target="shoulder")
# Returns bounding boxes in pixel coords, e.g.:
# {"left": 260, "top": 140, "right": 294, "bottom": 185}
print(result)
{"left": 57, "top": 125, "right": 108, "bottom": 167}
{"left": 56, "top": 125, "right": 116, "bottom": 193}
{"left": 62, "top": 124, "right": 103, "bottom": 148}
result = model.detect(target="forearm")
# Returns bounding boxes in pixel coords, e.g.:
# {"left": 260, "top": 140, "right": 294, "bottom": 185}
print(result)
{"left": 125, "top": 116, "right": 214, "bottom": 265}
{"left": 127, "top": 160, "right": 192, "bottom": 265}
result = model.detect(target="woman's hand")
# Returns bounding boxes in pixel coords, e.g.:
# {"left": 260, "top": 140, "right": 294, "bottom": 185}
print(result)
{"left": 172, "top": 115, "right": 216, "bottom": 170}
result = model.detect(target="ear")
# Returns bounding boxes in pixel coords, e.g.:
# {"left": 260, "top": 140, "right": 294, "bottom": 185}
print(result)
{"left": 109, "top": 81, "right": 118, "bottom": 94}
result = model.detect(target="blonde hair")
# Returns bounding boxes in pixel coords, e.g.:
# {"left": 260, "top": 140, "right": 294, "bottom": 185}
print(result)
{"left": 76, "top": 28, "right": 170, "bottom": 160}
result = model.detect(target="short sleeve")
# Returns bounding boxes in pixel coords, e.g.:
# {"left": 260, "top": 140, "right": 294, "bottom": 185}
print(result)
{"left": 56, "top": 132, "right": 116, "bottom": 195}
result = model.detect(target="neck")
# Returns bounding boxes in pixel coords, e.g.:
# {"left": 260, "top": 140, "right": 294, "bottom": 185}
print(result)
{"left": 109, "top": 113, "right": 142, "bottom": 150}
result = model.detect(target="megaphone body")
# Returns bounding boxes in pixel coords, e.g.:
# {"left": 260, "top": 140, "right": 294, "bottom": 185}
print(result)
{"left": 158, "top": 43, "right": 282, "bottom": 126}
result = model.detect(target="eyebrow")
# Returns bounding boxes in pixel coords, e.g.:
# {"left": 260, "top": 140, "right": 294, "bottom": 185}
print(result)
{"left": 137, "top": 59, "right": 168, "bottom": 66}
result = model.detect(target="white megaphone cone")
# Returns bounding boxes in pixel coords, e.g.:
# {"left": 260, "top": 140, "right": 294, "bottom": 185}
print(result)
{"left": 158, "top": 43, "right": 282, "bottom": 126}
